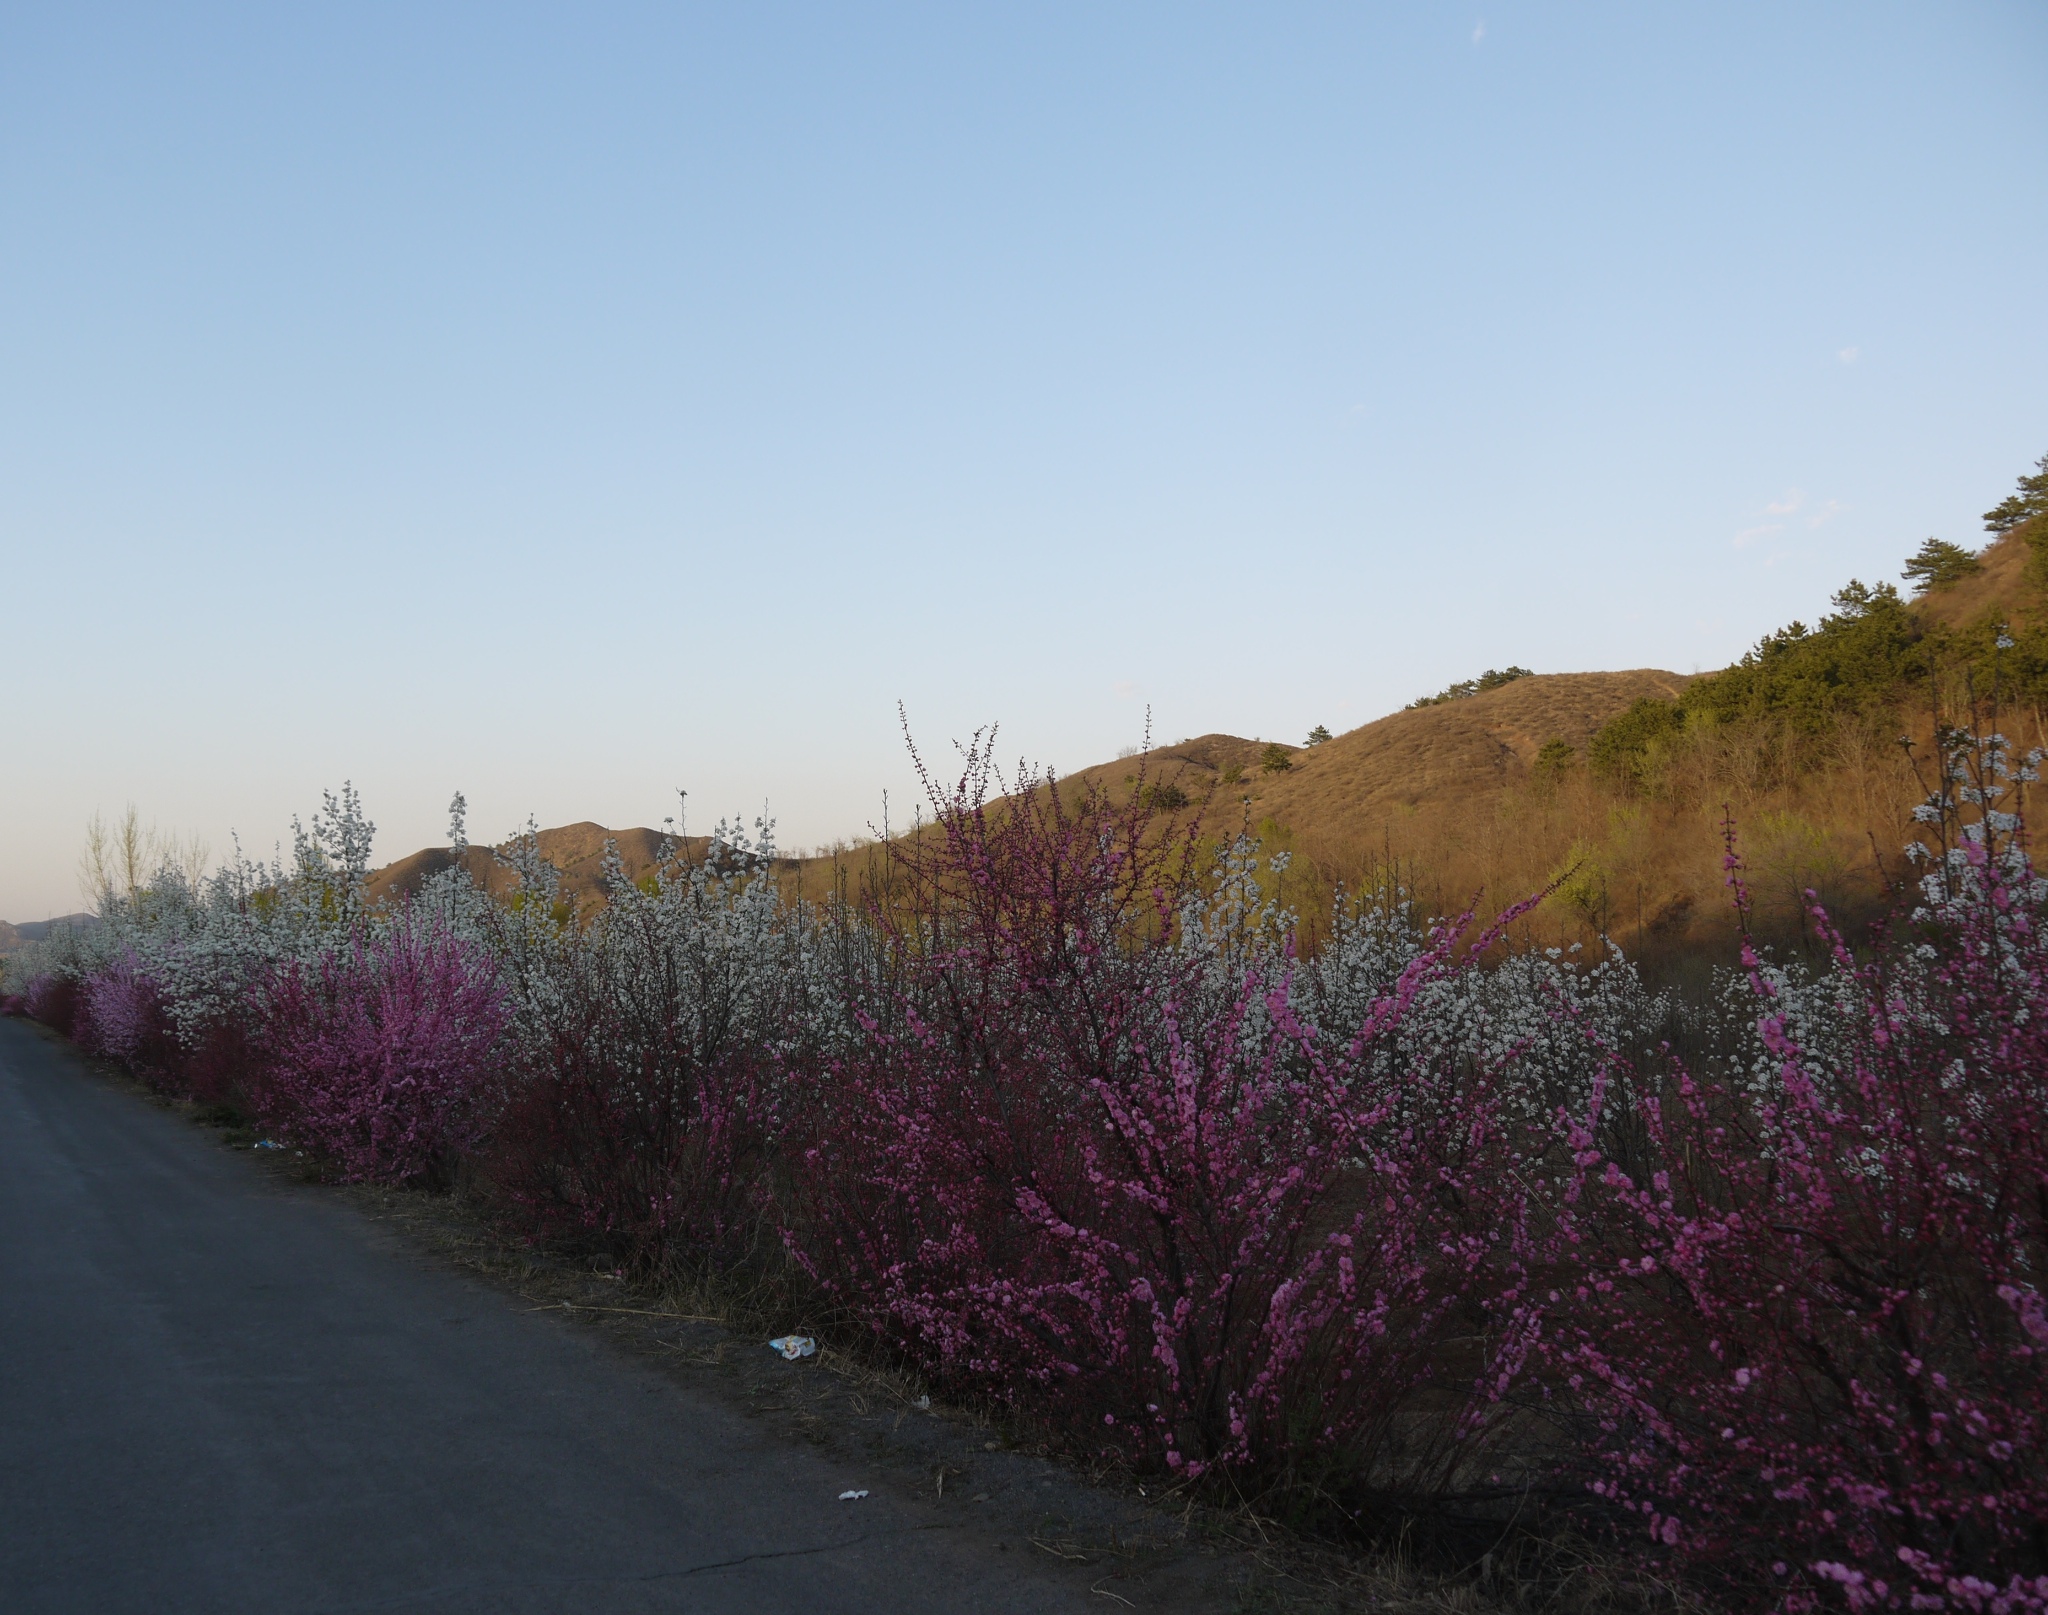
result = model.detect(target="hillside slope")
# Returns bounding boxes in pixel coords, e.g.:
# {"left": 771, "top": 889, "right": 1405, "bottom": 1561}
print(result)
{"left": 361, "top": 526, "right": 2042, "bottom": 952}
{"left": 0, "top": 914, "right": 100, "bottom": 956}
{"left": 1912, "top": 525, "right": 2038, "bottom": 635}
{"left": 1052, "top": 670, "right": 1690, "bottom": 839}
{"left": 1248, "top": 669, "right": 1691, "bottom": 827}
{"left": 362, "top": 676, "right": 1694, "bottom": 915}
{"left": 367, "top": 824, "right": 700, "bottom": 911}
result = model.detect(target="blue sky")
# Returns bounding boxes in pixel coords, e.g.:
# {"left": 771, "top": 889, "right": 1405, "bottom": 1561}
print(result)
{"left": 3, "top": 2, "right": 2045, "bottom": 917}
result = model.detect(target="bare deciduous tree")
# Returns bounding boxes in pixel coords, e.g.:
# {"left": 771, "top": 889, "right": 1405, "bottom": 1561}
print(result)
{"left": 78, "top": 807, "right": 209, "bottom": 909}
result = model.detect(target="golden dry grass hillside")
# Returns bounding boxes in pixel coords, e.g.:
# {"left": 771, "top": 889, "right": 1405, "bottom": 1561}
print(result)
{"left": 1057, "top": 670, "right": 1692, "bottom": 827}
{"left": 1023, "top": 525, "right": 2048, "bottom": 964}
{"left": 368, "top": 520, "right": 2048, "bottom": 971}
{"left": 1024, "top": 672, "right": 1733, "bottom": 959}
{"left": 1258, "top": 671, "right": 1695, "bottom": 822}
{"left": 368, "top": 824, "right": 702, "bottom": 911}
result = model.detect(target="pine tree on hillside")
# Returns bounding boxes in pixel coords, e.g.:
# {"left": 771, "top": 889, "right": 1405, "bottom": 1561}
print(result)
{"left": 1901, "top": 537, "right": 1982, "bottom": 593}
{"left": 1982, "top": 451, "right": 2048, "bottom": 533}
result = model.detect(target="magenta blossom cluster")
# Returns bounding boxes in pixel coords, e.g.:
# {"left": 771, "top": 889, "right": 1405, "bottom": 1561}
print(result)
{"left": 779, "top": 734, "right": 1547, "bottom": 1513}
{"left": 256, "top": 920, "right": 509, "bottom": 1183}
{"left": 1531, "top": 825, "right": 2048, "bottom": 1613}
{"left": 73, "top": 949, "right": 183, "bottom": 1084}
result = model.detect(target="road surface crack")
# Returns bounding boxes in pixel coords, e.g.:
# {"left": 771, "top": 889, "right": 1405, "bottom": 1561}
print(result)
{"left": 314, "top": 1524, "right": 958, "bottom": 1609}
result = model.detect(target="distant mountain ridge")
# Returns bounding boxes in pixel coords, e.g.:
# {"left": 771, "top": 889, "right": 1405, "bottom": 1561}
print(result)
{"left": 0, "top": 914, "right": 99, "bottom": 955}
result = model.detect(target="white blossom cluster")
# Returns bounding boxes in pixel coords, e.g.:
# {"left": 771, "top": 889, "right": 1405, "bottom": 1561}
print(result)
{"left": 1166, "top": 835, "right": 1674, "bottom": 1130}
{"left": 1906, "top": 731, "right": 2048, "bottom": 945}
{"left": 17, "top": 785, "right": 395, "bottom": 1045}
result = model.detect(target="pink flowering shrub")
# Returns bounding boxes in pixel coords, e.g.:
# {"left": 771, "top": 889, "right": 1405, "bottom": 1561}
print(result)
{"left": 488, "top": 969, "right": 768, "bottom": 1272}
{"left": 1538, "top": 822, "right": 2048, "bottom": 1611}
{"left": 780, "top": 738, "right": 1542, "bottom": 1518}
{"left": 176, "top": 1015, "right": 265, "bottom": 1107}
{"left": 75, "top": 949, "right": 183, "bottom": 1087}
{"left": 16, "top": 961, "right": 255, "bottom": 1104}
{"left": 23, "top": 971, "right": 83, "bottom": 1037}
{"left": 258, "top": 920, "right": 508, "bottom": 1184}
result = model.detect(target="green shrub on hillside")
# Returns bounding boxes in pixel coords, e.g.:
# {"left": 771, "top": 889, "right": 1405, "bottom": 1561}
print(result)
{"left": 1548, "top": 839, "right": 1611, "bottom": 934}
{"left": 1982, "top": 451, "right": 2048, "bottom": 591}
{"left": 1589, "top": 698, "right": 1685, "bottom": 789}
{"left": 1586, "top": 575, "right": 1926, "bottom": 790}
{"left": 1138, "top": 781, "right": 1191, "bottom": 812}
{"left": 1533, "top": 738, "right": 1577, "bottom": 782}
{"left": 1585, "top": 514, "right": 2048, "bottom": 798}
{"left": 1943, "top": 609, "right": 2048, "bottom": 711}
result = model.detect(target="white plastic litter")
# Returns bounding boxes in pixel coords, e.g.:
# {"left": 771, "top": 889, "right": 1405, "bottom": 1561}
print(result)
{"left": 768, "top": 1335, "right": 816, "bottom": 1360}
{"left": 913, "top": 1395, "right": 931, "bottom": 1410}
{"left": 838, "top": 1489, "right": 869, "bottom": 1501}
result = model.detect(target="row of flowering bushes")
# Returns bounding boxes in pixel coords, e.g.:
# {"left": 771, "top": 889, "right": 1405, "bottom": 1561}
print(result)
{"left": 4, "top": 746, "right": 2044, "bottom": 1613}
{"left": 18, "top": 918, "right": 509, "bottom": 1185}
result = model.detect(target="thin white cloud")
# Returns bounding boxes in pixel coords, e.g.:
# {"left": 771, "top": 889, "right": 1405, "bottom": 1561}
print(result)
{"left": 1472, "top": 20, "right": 1486, "bottom": 43}
{"left": 1837, "top": 346, "right": 1860, "bottom": 365}
{"left": 1735, "top": 487, "right": 1843, "bottom": 547}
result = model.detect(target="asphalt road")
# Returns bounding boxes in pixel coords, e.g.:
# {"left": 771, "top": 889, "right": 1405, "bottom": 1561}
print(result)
{"left": 0, "top": 1018, "right": 1097, "bottom": 1614}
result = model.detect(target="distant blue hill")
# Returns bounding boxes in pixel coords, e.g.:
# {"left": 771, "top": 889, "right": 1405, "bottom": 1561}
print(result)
{"left": 0, "top": 913, "right": 99, "bottom": 954}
